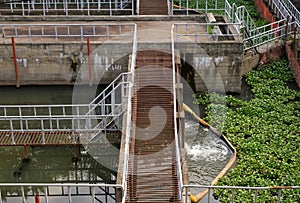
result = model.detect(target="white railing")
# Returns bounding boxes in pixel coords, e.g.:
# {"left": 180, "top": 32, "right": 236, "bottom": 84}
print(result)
{"left": 171, "top": 24, "right": 183, "bottom": 201}
{"left": 173, "top": 22, "right": 242, "bottom": 42}
{"left": 84, "top": 73, "right": 130, "bottom": 143}
{"left": 279, "top": 0, "right": 300, "bottom": 25}
{"left": 0, "top": 0, "right": 134, "bottom": 16}
{"left": 244, "top": 19, "right": 293, "bottom": 51}
{"left": 0, "top": 183, "right": 122, "bottom": 203}
{"left": 171, "top": 0, "right": 226, "bottom": 15}
{"left": 0, "top": 23, "right": 136, "bottom": 43}
{"left": 121, "top": 23, "right": 137, "bottom": 203}
{"left": 181, "top": 185, "right": 300, "bottom": 203}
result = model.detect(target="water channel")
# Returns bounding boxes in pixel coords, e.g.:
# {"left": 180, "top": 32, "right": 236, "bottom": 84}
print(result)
{"left": 0, "top": 84, "right": 233, "bottom": 202}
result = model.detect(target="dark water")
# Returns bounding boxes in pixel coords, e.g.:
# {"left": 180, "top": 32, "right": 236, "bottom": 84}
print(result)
{"left": 0, "top": 85, "right": 118, "bottom": 202}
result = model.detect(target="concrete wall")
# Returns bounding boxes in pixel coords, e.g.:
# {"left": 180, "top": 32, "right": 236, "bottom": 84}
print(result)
{"left": 176, "top": 42, "right": 244, "bottom": 93}
{"left": 0, "top": 43, "right": 131, "bottom": 86}
{"left": 1, "top": 41, "right": 264, "bottom": 93}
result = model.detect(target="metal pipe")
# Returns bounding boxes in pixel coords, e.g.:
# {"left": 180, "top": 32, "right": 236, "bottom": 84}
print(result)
{"left": 11, "top": 37, "right": 20, "bottom": 88}
{"left": 87, "top": 37, "right": 92, "bottom": 86}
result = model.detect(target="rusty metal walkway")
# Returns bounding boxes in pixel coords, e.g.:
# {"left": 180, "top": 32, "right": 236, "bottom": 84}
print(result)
{"left": 125, "top": 50, "right": 180, "bottom": 202}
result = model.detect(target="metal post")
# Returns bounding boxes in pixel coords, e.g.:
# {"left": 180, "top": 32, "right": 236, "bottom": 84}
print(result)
{"left": 285, "top": 16, "right": 290, "bottom": 38}
{"left": 11, "top": 37, "right": 20, "bottom": 88}
{"left": 87, "top": 38, "right": 92, "bottom": 86}
{"left": 44, "top": 186, "right": 49, "bottom": 203}
{"left": 21, "top": 186, "right": 26, "bottom": 203}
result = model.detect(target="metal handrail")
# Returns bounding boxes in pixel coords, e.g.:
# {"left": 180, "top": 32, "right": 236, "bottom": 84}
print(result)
{"left": 121, "top": 23, "right": 137, "bottom": 203}
{"left": 0, "top": 183, "right": 123, "bottom": 203}
{"left": 0, "top": 0, "right": 134, "bottom": 16}
{"left": 171, "top": 0, "right": 226, "bottom": 15}
{"left": 173, "top": 22, "right": 242, "bottom": 42}
{"left": 171, "top": 24, "right": 183, "bottom": 201}
{"left": 0, "top": 23, "right": 136, "bottom": 43}
{"left": 182, "top": 185, "right": 300, "bottom": 203}
{"left": 279, "top": 0, "right": 300, "bottom": 25}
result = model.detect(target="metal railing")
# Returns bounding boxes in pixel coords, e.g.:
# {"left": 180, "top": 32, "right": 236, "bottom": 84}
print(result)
{"left": 279, "top": 0, "right": 300, "bottom": 25}
{"left": 244, "top": 19, "right": 291, "bottom": 51}
{"left": 173, "top": 22, "right": 242, "bottom": 42}
{"left": 171, "top": 24, "right": 183, "bottom": 202}
{"left": 171, "top": 0, "right": 226, "bottom": 15}
{"left": 0, "top": 0, "right": 134, "bottom": 16}
{"left": 0, "top": 23, "right": 136, "bottom": 43}
{"left": 0, "top": 183, "right": 122, "bottom": 203}
{"left": 84, "top": 73, "right": 130, "bottom": 144}
{"left": 120, "top": 23, "right": 137, "bottom": 203}
{"left": 182, "top": 185, "right": 300, "bottom": 203}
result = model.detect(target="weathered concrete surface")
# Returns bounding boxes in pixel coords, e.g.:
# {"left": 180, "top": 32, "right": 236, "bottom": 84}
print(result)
{"left": 0, "top": 43, "right": 131, "bottom": 86}
{"left": 176, "top": 42, "right": 244, "bottom": 93}
{"left": 241, "top": 54, "right": 260, "bottom": 76}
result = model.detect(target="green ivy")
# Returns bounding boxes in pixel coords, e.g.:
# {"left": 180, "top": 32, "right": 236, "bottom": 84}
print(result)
{"left": 194, "top": 58, "right": 300, "bottom": 202}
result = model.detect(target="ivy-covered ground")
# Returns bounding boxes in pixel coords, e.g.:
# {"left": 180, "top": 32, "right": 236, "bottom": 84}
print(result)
{"left": 194, "top": 59, "right": 300, "bottom": 202}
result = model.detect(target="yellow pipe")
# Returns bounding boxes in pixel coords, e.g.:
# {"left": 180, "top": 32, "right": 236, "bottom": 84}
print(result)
{"left": 182, "top": 103, "right": 237, "bottom": 203}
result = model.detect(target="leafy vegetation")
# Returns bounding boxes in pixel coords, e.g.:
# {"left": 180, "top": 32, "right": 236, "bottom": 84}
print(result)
{"left": 194, "top": 59, "right": 300, "bottom": 202}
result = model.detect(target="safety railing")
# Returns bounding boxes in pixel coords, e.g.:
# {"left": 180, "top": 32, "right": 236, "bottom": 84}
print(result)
{"left": 118, "top": 23, "right": 136, "bottom": 203}
{"left": 181, "top": 185, "right": 300, "bottom": 203}
{"left": 268, "top": 0, "right": 290, "bottom": 22}
{"left": 0, "top": 0, "right": 134, "bottom": 16}
{"left": 84, "top": 73, "right": 130, "bottom": 143}
{"left": 0, "top": 23, "right": 136, "bottom": 43}
{"left": 173, "top": 23, "right": 242, "bottom": 42}
{"left": 244, "top": 19, "right": 292, "bottom": 51}
{"left": 171, "top": 0, "right": 227, "bottom": 15}
{"left": 236, "top": 6, "right": 257, "bottom": 34}
{"left": 279, "top": 0, "right": 300, "bottom": 25}
{"left": 171, "top": 24, "right": 183, "bottom": 202}
{"left": 0, "top": 183, "right": 122, "bottom": 203}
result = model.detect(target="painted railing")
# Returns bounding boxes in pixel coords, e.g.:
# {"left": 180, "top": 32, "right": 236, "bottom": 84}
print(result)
{"left": 278, "top": 0, "right": 300, "bottom": 25}
{"left": 171, "top": 24, "right": 183, "bottom": 201}
{"left": 120, "top": 23, "right": 137, "bottom": 203}
{"left": 173, "top": 22, "right": 242, "bottom": 42}
{"left": 0, "top": 23, "right": 136, "bottom": 43}
{"left": 0, "top": 0, "right": 134, "bottom": 16}
{"left": 0, "top": 183, "right": 122, "bottom": 203}
{"left": 171, "top": 0, "right": 226, "bottom": 15}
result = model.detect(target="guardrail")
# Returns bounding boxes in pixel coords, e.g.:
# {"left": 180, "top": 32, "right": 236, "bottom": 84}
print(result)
{"left": 0, "top": 0, "right": 134, "bottom": 16}
{"left": 0, "top": 183, "right": 122, "bottom": 203}
{"left": 173, "top": 22, "right": 242, "bottom": 42}
{"left": 0, "top": 23, "right": 136, "bottom": 43}
{"left": 171, "top": 0, "right": 226, "bottom": 15}
{"left": 181, "top": 185, "right": 300, "bottom": 203}
{"left": 279, "top": 0, "right": 300, "bottom": 25}
{"left": 171, "top": 24, "right": 183, "bottom": 201}
{"left": 120, "top": 23, "right": 137, "bottom": 203}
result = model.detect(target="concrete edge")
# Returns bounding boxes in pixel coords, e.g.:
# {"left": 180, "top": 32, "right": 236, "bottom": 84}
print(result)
{"left": 0, "top": 15, "right": 206, "bottom": 22}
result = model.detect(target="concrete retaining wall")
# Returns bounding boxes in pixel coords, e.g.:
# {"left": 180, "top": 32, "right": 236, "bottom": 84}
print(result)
{"left": 0, "top": 43, "right": 131, "bottom": 86}
{"left": 176, "top": 42, "right": 244, "bottom": 93}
